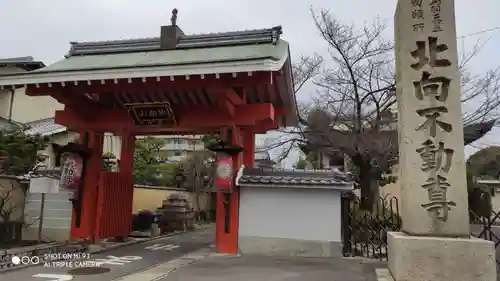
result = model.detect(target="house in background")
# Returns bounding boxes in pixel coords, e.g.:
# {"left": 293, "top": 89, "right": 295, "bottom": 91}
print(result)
{"left": 0, "top": 57, "right": 122, "bottom": 161}
{"left": 0, "top": 57, "right": 64, "bottom": 123}
{"left": 160, "top": 135, "right": 205, "bottom": 162}
{"left": 134, "top": 135, "right": 205, "bottom": 163}
{"left": 476, "top": 179, "right": 500, "bottom": 210}
{"left": 254, "top": 151, "right": 278, "bottom": 169}
{"left": 0, "top": 56, "right": 122, "bottom": 242}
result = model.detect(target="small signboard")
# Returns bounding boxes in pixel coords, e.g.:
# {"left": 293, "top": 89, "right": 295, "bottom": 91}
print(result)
{"left": 125, "top": 102, "right": 177, "bottom": 127}
{"left": 214, "top": 155, "right": 233, "bottom": 193}
{"left": 29, "top": 177, "right": 60, "bottom": 194}
{"left": 59, "top": 154, "right": 83, "bottom": 190}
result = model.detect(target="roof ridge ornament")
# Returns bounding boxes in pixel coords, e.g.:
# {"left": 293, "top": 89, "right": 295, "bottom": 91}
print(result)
{"left": 171, "top": 8, "right": 178, "bottom": 26}
{"left": 271, "top": 26, "right": 282, "bottom": 45}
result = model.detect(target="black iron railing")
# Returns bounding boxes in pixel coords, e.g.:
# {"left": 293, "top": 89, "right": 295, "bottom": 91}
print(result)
{"left": 195, "top": 209, "right": 216, "bottom": 223}
{"left": 0, "top": 221, "right": 23, "bottom": 245}
{"left": 470, "top": 210, "right": 500, "bottom": 268}
{"left": 341, "top": 193, "right": 401, "bottom": 261}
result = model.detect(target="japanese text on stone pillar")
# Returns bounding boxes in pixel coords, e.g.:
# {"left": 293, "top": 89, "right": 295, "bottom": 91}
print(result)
{"left": 411, "top": 33, "right": 456, "bottom": 221}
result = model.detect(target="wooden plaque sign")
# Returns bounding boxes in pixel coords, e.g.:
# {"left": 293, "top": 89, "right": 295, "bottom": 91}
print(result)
{"left": 125, "top": 102, "right": 177, "bottom": 126}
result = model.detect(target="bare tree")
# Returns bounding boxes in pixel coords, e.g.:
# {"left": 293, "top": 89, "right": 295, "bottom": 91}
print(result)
{"left": 256, "top": 55, "right": 323, "bottom": 158}
{"left": 180, "top": 151, "right": 216, "bottom": 214}
{"left": 0, "top": 181, "right": 19, "bottom": 222}
{"left": 261, "top": 9, "right": 500, "bottom": 210}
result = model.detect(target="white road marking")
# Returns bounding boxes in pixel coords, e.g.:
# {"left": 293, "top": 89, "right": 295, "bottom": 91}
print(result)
{"left": 112, "top": 248, "right": 211, "bottom": 281}
{"left": 144, "top": 244, "right": 180, "bottom": 251}
{"left": 91, "top": 255, "right": 142, "bottom": 266}
{"left": 32, "top": 273, "right": 73, "bottom": 281}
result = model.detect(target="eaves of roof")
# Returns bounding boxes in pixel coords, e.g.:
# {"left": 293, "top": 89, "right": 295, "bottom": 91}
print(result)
{"left": 0, "top": 40, "right": 290, "bottom": 87}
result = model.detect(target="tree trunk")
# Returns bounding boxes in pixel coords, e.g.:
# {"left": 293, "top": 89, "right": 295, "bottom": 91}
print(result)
{"left": 193, "top": 180, "right": 202, "bottom": 220}
{"left": 359, "top": 164, "right": 375, "bottom": 210}
{"left": 352, "top": 154, "right": 380, "bottom": 211}
{"left": 194, "top": 190, "right": 202, "bottom": 213}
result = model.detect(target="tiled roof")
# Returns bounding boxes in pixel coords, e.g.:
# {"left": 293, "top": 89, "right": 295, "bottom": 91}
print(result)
{"left": 255, "top": 158, "right": 276, "bottom": 165}
{"left": 237, "top": 167, "right": 353, "bottom": 189}
{"left": 254, "top": 150, "right": 271, "bottom": 160}
{"left": 0, "top": 56, "right": 45, "bottom": 71}
{"left": 0, "top": 117, "right": 21, "bottom": 130}
{"left": 0, "top": 39, "right": 290, "bottom": 87}
{"left": 0, "top": 57, "right": 32, "bottom": 63}
{"left": 67, "top": 27, "right": 282, "bottom": 56}
{"left": 0, "top": 117, "right": 66, "bottom": 136}
{"left": 24, "top": 118, "right": 66, "bottom": 136}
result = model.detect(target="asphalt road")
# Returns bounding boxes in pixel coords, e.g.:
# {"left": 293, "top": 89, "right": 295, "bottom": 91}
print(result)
{"left": 0, "top": 226, "right": 215, "bottom": 281}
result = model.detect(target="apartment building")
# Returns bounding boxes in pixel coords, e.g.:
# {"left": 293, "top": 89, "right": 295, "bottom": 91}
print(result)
{"left": 158, "top": 135, "right": 205, "bottom": 162}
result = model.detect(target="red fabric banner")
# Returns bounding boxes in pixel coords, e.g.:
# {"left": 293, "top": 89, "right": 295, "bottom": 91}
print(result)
{"left": 59, "top": 154, "right": 83, "bottom": 190}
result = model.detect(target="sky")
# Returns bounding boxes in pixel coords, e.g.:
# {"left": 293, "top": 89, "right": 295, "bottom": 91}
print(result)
{"left": 1, "top": 0, "right": 499, "bottom": 167}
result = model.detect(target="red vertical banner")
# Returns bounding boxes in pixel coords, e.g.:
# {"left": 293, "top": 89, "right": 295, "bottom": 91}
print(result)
{"left": 59, "top": 154, "right": 83, "bottom": 194}
{"left": 215, "top": 155, "right": 233, "bottom": 192}
{"left": 60, "top": 153, "right": 85, "bottom": 233}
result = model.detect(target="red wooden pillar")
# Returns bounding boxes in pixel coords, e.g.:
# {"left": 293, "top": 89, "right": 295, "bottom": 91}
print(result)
{"left": 70, "top": 131, "right": 104, "bottom": 242}
{"left": 216, "top": 127, "right": 243, "bottom": 254}
{"left": 242, "top": 129, "right": 255, "bottom": 168}
{"left": 120, "top": 134, "right": 135, "bottom": 174}
{"left": 119, "top": 134, "right": 135, "bottom": 236}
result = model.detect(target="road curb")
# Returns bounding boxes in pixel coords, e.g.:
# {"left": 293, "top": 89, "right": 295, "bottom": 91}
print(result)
{"left": 0, "top": 225, "right": 212, "bottom": 274}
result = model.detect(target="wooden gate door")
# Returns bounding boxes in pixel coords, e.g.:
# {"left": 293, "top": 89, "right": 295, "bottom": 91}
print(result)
{"left": 95, "top": 171, "right": 133, "bottom": 241}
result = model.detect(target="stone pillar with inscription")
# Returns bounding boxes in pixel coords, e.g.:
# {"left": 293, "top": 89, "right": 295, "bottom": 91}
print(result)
{"left": 381, "top": 0, "right": 497, "bottom": 280}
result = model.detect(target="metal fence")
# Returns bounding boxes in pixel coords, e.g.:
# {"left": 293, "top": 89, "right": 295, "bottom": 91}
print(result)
{"left": 470, "top": 210, "right": 500, "bottom": 268}
{"left": 195, "top": 209, "right": 216, "bottom": 223}
{"left": 0, "top": 221, "right": 23, "bottom": 245}
{"left": 341, "top": 193, "right": 402, "bottom": 260}
{"left": 341, "top": 193, "right": 500, "bottom": 266}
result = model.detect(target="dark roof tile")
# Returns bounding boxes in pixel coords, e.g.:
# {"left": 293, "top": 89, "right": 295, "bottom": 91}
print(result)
{"left": 0, "top": 56, "right": 45, "bottom": 71}
{"left": 237, "top": 168, "right": 353, "bottom": 187}
{"left": 67, "top": 26, "right": 283, "bottom": 57}
{"left": 24, "top": 118, "right": 66, "bottom": 136}
{"left": 0, "top": 117, "right": 21, "bottom": 130}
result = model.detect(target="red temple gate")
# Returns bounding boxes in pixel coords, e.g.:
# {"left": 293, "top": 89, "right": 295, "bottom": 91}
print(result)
{"left": 0, "top": 10, "right": 296, "bottom": 254}
{"left": 95, "top": 171, "right": 133, "bottom": 241}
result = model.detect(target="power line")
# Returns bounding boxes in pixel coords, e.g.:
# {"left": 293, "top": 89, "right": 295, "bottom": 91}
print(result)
{"left": 457, "top": 26, "right": 500, "bottom": 39}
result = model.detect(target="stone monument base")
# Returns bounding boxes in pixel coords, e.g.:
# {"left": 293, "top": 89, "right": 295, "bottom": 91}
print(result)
{"left": 383, "top": 232, "right": 497, "bottom": 281}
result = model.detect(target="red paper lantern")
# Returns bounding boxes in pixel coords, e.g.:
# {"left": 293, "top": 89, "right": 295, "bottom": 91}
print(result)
{"left": 215, "top": 155, "right": 233, "bottom": 192}
{"left": 59, "top": 154, "right": 83, "bottom": 190}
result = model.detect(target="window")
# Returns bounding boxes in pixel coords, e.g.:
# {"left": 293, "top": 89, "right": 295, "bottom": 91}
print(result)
{"left": 174, "top": 138, "right": 185, "bottom": 145}
{"left": 173, "top": 150, "right": 181, "bottom": 156}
